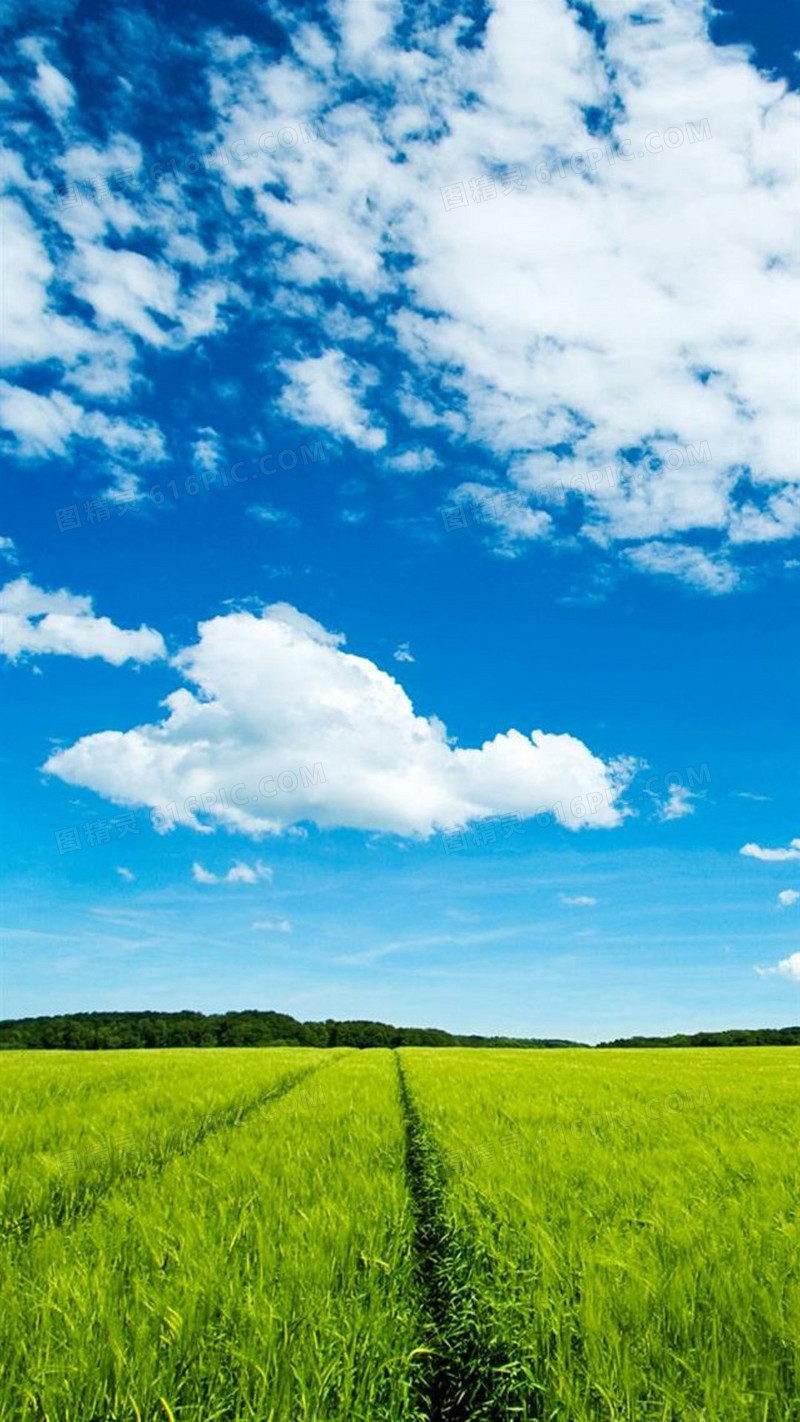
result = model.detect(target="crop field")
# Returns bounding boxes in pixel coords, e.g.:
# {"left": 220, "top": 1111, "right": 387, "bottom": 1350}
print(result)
{"left": 1, "top": 1048, "right": 798, "bottom": 1421}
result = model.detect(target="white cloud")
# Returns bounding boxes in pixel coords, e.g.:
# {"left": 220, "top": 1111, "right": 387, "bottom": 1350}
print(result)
{"left": 624, "top": 542, "right": 740, "bottom": 595}
{"left": 31, "top": 58, "right": 75, "bottom": 119}
{"left": 0, "top": 381, "right": 166, "bottom": 462}
{"left": 192, "top": 426, "right": 224, "bottom": 475}
{"left": 252, "top": 917, "right": 292, "bottom": 933}
{"left": 560, "top": 894, "right": 597, "bottom": 907}
{"left": 385, "top": 448, "right": 439, "bottom": 474}
{"left": 455, "top": 483, "right": 553, "bottom": 553}
{"left": 0, "top": 535, "right": 18, "bottom": 564}
{"left": 207, "top": 0, "right": 800, "bottom": 584}
{"left": 6, "top": 5, "right": 798, "bottom": 587}
{"left": 0, "top": 103, "right": 236, "bottom": 475}
{"left": 741, "top": 839, "right": 800, "bottom": 863}
{"left": 20, "top": 38, "right": 75, "bottom": 120}
{"left": 777, "top": 890, "right": 800, "bottom": 908}
{"left": 71, "top": 245, "right": 180, "bottom": 347}
{"left": 393, "top": 641, "right": 414, "bottom": 663}
{"left": 43, "top": 601, "right": 632, "bottom": 838}
{"left": 279, "top": 351, "right": 386, "bottom": 451}
{"left": 757, "top": 953, "right": 800, "bottom": 983}
{"left": 249, "top": 504, "right": 298, "bottom": 527}
{"left": 0, "top": 576, "right": 166, "bottom": 666}
{"left": 116, "top": 866, "right": 136, "bottom": 882}
{"left": 0, "top": 191, "right": 133, "bottom": 399}
{"left": 0, "top": 383, "right": 83, "bottom": 457}
{"left": 656, "top": 784, "right": 697, "bottom": 822}
{"left": 192, "top": 860, "right": 273, "bottom": 884}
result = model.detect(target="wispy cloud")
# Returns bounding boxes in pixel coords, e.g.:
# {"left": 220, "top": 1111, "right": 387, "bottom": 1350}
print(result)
{"left": 656, "top": 784, "right": 698, "bottom": 822}
{"left": 192, "top": 860, "right": 273, "bottom": 885}
{"left": 334, "top": 925, "right": 528, "bottom": 967}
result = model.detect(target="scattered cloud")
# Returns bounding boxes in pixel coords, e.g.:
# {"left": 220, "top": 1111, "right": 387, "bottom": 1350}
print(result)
{"left": 741, "top": 839, "right": 800, "bottom": 863}
{"left": 20, "top": 37, "right": 75, "bottom": 120}
{"left": 393, "top": 642, "right": 415, "bottom": 663}
{"left": 756, "top": 953, "right": 800, "bottom": 983}
{"left": 0, "top": 381, "right": 166, "bottom": 462}
{"left": 279, "top": 352, "right": 386, "bottom": 451}
{"left": 116, "top": 866, "right": 136, "bottom": 882}
{"left": 656, "top": 784, "right": 697, "bottom": 822}
{"left": 777, "top": 890, "right": 800, "bottom": 908}
{"left": 3, "top": 1, "right": 798, "bottom": 586}
{"left": 204, "top": 1, "right": 800, "bottom": 584}
{"left": 249, "top": 504, "right": 299, "bottom": 527}
{"left": 252, "top": 917, "right": 292, "bottom": 933}
{"left": 192, "top": 860, "right": 273, "bottom": 885}
{"left": 0, "top": 535, "right": 19, "bottom": 564}
{"left": 0, "top": 576, "right": 166, "bottom": 665}
{"left": 455, "top": 482, "right": 552, "bottom": 554}
{"left": 44, "top": 602, "right": 632, "bottom": 838}
{"left": 385, "top": 448, "right": 438, "bottom": 474}
{"left": 191, "top": 427, "right": 224, "bottom": 476}
{"left": 560, "top": 894, "right": 597, "bottom": 907}
{"left": 624, "top": 543, "right": 740, "bottom": 596}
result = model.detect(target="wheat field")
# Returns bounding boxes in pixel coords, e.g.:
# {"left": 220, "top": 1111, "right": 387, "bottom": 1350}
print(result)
{"left": 1, "top": 1046, "right": 798, "bottom": 1421}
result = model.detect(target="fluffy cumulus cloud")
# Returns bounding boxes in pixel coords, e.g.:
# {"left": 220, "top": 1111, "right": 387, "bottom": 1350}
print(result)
{"left": 741, "top": 838, "right": 800, "bottom": 863}
{"left": 43, "top": 602, "right": 632, "bottom": 838}
{"left": 203, "top": 0, "right": 800, "bottom": 588}
{"left": 777, "top": 890, "right": 800, "bottom": 908}
{"left": 0, "top": 576, "right": 166, "bottom": 665}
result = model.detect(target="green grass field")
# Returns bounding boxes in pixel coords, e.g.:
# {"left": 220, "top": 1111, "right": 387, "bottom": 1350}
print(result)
{"left": 1, "top": 1047, "right": 798, "bottom": 1421}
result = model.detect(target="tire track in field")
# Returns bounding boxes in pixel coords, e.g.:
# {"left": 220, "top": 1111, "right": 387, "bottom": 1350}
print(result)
{"left": 3, "top": 1056, "right": 339, "bottom": 1248}
{"left": 395, "top": 1052, "right": 540, "bottom": 1422}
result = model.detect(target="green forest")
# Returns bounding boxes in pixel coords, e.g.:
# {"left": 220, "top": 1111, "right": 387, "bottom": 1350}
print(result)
{"left": 597, "top": 1026, "right": 800, "bottom": 1048}
{"left": 1, "top": 1010, "right": 799, "bottom": 1051}
{"left": 0, "top": 1010, "right": 580, "bottom": 1051}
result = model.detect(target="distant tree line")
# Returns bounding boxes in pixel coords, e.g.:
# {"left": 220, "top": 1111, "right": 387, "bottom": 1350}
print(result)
{"left": 4, "top": 1012, "right": 796, "bottom": 1052}
{"left": 597, "top": 1027, "right": 800, "bottom": 1048}
{"left": 0, "top": 1010, "right": 582, "bottom": 1052}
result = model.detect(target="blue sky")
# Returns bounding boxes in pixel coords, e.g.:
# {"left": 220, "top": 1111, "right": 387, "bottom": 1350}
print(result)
{"left": 1, "top": 0, "right": 798, "bottom": 1041}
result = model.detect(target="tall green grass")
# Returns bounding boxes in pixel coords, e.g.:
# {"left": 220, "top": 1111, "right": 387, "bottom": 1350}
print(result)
{"left": 400, "top": 1047, "right": 800, "bottom": 1421}
{"left": 4, "top": 1045, "right": 799, "bottom": 1420}
{"left": 0, "top": 1049, "right": 422, "bottom": 1422}
{"left": 0, "top": 1047, "right": 326, "bottom": 1238}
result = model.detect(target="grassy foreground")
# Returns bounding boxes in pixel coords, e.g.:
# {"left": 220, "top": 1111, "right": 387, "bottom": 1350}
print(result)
{"left": 1, "top": 1046, "right": 798, "bottom": 1420}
